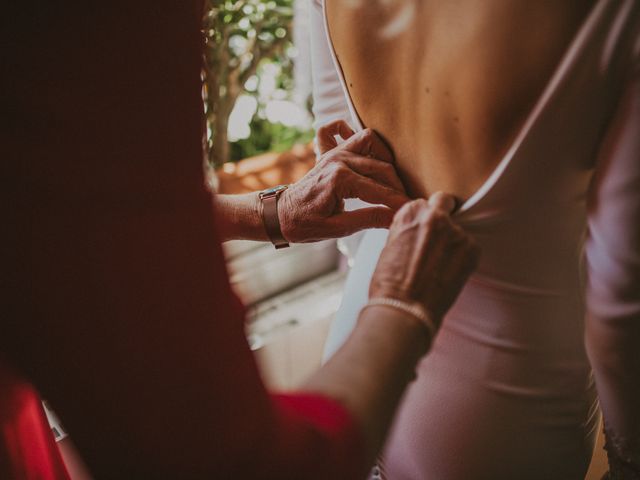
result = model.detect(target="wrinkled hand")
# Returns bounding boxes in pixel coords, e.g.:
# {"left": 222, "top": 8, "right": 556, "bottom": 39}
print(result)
{"left": 278, "top": 121, "right": 409, "bottom": 243}
{"left": 370, "top": 192, "right": 480, "bottom": 328}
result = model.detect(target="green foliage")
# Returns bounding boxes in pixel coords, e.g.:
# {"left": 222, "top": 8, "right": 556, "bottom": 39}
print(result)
{"left": 203, "top": 0, "right": 313, "bottom": 166}
{"left": 231, "top": 116, "right": 315, "bottom": 161}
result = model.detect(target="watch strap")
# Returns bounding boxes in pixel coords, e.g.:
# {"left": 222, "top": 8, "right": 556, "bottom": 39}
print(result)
{"left": 260, "top": 186, "right": 289, "bottom": 249}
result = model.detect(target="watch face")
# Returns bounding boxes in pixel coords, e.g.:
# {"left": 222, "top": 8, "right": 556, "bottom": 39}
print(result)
{"left": 261, "top": 185, "right": 288, "bottom": 197}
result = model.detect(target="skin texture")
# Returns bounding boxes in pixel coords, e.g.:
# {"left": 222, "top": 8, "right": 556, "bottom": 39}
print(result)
{"left": 370, "top": 193, "right": 479, "bottom": 324}
{"left": 279, "top": 123, "right": 408, "bottom": 242}
{"left": 326, "top": 0, "right": 596, "bottom": 199}
{"left": 217, "top": 123, "right": 409, "bottom": 243}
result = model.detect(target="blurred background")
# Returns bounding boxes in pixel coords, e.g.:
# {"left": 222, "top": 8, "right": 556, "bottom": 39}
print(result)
{"left": 203, "top": 0, "right": 315, "bottom": 169}
{"left": 203, "top": 0, "right": 343, "bottom": 391}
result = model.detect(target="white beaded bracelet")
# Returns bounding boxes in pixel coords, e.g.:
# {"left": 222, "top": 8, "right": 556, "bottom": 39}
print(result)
{"left": 364, "top": 297, "right": 436, "bottom": 338}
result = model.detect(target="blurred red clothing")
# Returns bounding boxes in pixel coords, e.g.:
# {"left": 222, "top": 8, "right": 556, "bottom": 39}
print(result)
{"left": 0, "top": 2, "right": 363, "bottom": 478}
{"left": 0, "top": 366, "right": 69, "bottom": 479}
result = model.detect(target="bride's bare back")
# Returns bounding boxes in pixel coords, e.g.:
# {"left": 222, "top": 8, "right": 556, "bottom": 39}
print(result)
{"left": 325, "top": 0, "right": 595, "bottom": 198}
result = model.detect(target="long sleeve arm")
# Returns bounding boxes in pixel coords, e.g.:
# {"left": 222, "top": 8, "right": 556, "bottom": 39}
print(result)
{"left": 2, "top": 3, "right": 364, "bottom": 478}
{"left": 6, "top": 187, "right": 364, "bottom": 479}
{"left": 585, "top": 63, "right": 640, "bottom": 478}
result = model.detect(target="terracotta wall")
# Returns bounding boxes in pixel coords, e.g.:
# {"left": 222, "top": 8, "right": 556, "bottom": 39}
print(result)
{"left": 216, "top": 144, "right": 315, "bottom": 195}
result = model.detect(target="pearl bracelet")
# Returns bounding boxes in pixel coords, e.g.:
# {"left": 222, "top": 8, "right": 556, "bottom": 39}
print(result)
{"left": 364, "top": 297, "right": 436, "bottom": 338}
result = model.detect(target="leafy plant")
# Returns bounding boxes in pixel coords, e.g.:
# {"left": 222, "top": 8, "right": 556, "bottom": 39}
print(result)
{"left": 230, "top": 115, "right": 315, "bottom": 160}
{"left": 203, "top": 0, "right": 311, "bottom": 167}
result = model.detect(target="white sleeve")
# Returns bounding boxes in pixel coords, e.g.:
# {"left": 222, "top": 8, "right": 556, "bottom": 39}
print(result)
{"left": 309, "top": 0, "right": 356, "bottom": 134}
{"left": 42, "top": 400, "right": 68, "bottom": 442}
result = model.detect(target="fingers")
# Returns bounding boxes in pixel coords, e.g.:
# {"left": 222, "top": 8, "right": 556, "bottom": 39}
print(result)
{"left": 414, "top": 202, "right": 479, "bottom": 294}
{"left": 372, "top": 197, "right": 480, "bottom": 323}
{"left": 340, "top": 128, "right": 395, "bottom": 164}
{"left": 339, "top": 172, "right": 409, "bottom": 210}
{"left": 390, "top": 198, "right": 431, "bottom": 230}
{"left": 337, "top": 153, "right": 406, "bottom": 193}
{"left": 326, "top": 207, "right": 395, "bottom": 237}
{"left": 427, "top": 191, "right": 457, "bottom": 214}
{"left": 317, "top": 120, "right": 355, "bottom": 154}
{"left": 317, "top": 122, "right": 392, "bottom": 163}
{"left": 439, "top": 236, "right": 480, "bottom": 289}
{"left": 318, "top": 124, "right": 403, "bottom": 202}
{"left": 393, "top": 192, "right": 458, "bottom": 218}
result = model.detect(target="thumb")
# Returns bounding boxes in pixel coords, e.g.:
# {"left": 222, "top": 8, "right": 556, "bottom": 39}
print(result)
{"left": 328, "top": 207, "right": 395, "bottom": 237}
{"left": 427, "top": 191, "right": 457, "bottom": 214}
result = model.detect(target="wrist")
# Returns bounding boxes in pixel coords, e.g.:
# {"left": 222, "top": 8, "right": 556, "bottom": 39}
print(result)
{"left": 358, "top": 304, "right": 431, "bottom": 358}
{"left": 369, "top": 280, "right": 442, "bottom": 329}
{"left": 276, "top": 188, "right": 292, "bottom": 243}
{"left": 365, "top": 297, "right": 436, "bottom": 339}
{"left": 216, "top": 193, "right": 267, "bottom": 242}
{"left": 259, "top": 184, "right": 290, "bottom": 249}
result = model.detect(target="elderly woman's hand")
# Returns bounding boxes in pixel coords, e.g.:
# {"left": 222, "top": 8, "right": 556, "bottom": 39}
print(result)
{"left": 278, "top": 121, "right": 409, "bottom": 243}
{"left": 370, "top": 193, "right": 480, "bottom": 330}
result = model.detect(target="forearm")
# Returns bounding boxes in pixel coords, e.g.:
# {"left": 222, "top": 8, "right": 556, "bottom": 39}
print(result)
{"left": 215, "top": 193, "right": 268, "bottom": 243}
{"left": 303, "top": 305, "right": 430, "bottom": 465}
